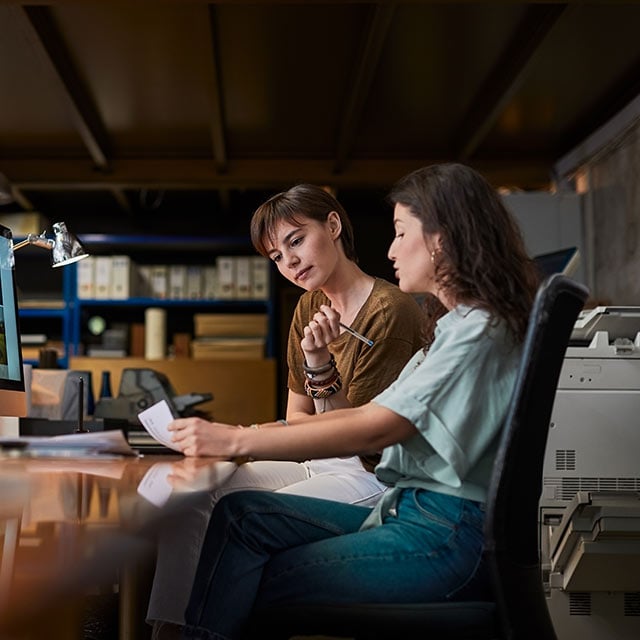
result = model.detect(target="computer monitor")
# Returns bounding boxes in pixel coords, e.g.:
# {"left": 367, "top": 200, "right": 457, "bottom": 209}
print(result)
{"left": 0, "top": 224, "right": 27, "bottom": 418}
{"left": 534, "top": 246, "right": 580, "bottom": 279}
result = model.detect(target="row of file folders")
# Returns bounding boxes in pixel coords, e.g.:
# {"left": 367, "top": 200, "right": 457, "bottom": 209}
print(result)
{"left": 77, "top": 255, "right": 271, "bottom": 301}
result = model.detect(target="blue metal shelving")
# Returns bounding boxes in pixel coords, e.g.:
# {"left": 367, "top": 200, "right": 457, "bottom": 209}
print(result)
{"left": 19, "top": 235, "right": 277, "bottom": 363}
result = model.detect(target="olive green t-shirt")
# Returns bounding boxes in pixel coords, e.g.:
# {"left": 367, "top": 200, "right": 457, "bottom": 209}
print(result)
{"left": 287, "top": 278, "right": 426, "bottom": 471}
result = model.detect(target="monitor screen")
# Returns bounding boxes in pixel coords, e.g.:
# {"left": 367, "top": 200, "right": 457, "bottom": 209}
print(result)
{"left": 533, "top": 246, "right": 580, "bottom": 278}
{"left": 0, "top": 224, "right": 27, "bottom": 417}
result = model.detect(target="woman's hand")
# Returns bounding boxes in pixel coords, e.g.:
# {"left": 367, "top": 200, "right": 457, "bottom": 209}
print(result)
{"left": 301, "top": 304, "right": 341, "bottom": 366}
{"left": 168, "top": 416, "right": 240, "bottom": 457}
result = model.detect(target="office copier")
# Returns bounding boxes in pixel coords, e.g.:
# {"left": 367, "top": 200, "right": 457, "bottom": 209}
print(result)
{"left": 541, "top": 307, "right": 640, "bottom": 639}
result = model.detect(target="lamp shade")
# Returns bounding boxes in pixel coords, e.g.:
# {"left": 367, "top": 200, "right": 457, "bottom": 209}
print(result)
{"left": 51, "top": 222, "right": 88, "bottom": 267}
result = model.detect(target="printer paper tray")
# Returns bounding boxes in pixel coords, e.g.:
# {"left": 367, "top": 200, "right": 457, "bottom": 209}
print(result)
{"left": 549, "top": 491, "right": 640, "bottom": 592}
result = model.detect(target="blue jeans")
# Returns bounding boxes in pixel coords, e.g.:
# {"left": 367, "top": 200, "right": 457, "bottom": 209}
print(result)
{"left": 183, "top": 488, "right": 487, "bottom": 640}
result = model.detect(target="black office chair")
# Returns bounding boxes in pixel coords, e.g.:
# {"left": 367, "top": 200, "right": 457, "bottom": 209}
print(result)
{"left": 245, "top": 274, "right": 589, "bottom": 640}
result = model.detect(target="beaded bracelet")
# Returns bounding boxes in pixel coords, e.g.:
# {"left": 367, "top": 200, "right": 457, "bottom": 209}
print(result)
{"left": 306, "top": 366, "right": 339, "bottom": 387}
{"left": 303, "top": 354, "right": 336, "bottom": 379}
{"left": 304, "top": 371, "right": 343, "bottom": 399}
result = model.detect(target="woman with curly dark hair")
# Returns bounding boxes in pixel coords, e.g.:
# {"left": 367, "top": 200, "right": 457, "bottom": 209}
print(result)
{"left": 169, "top": 163, "right": 540, "bottom": 640}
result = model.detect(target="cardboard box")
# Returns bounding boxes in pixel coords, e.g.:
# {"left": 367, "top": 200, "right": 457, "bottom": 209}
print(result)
{"left": 193, "top": 313, "right": 268, "bottom": 338}
{"left": 191, "top": 337, "right": 265, "bottom": 360}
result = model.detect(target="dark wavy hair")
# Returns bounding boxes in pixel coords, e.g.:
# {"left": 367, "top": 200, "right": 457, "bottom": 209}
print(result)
{"left": 250, "top": 184, "right": 357, "bottom": 262}
{"left": 388, "top": 163, "right": 540, "bottom": 342}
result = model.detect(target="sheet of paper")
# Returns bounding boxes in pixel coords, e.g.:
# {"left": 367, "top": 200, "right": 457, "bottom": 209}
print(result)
{"left": 0, "top": 429, "right": 137, "bottom": 457}
{"left": 137, "top": 399, "right": 181, "bottom": 452}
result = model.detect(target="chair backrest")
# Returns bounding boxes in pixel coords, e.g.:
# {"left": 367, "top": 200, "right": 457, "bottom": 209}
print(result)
{"left": 485, "top": 273, "right": 589, "bottom": 639}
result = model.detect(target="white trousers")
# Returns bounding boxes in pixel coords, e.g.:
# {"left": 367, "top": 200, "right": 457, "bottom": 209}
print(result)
{"left": 146, "top": 456, "right": 388, "bottom": 626}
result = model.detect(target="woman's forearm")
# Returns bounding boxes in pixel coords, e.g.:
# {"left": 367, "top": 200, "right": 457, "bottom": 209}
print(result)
{"left": 235, "top": 404, "right": 414, "bottom": 461}
{"left": 169, "top": 403, "right": 415, "bottom": 459}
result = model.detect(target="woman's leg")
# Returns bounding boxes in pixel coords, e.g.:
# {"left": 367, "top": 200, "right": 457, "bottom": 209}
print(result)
{"left": 289, "top": 456, "right": 389, "bottom": 506}
{"left": 147, "top": 461, "right": 309, "bottom": 625}
{"left": 278, "top": 468, "right": 387, "bottom": 506}
{"left": 148, "top": 458, "right": 386, "bottom": 626}
{"left": 183, "top": 491, "right": 370, "bottom": 639}
{"left": 183, "top": 489, "right": 485, "bottom": 640}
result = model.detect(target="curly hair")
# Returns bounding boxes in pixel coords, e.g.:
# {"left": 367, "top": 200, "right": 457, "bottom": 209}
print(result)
{"left": 250, "top": 184, "right": 357, "bottom": 262}
{"left": 388, "top": 163, "right": 540, "bottom": 342}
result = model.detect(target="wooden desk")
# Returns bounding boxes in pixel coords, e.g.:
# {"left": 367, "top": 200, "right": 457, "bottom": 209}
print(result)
{"left": 0, "top": 453, "right": 237, "bottom": 640}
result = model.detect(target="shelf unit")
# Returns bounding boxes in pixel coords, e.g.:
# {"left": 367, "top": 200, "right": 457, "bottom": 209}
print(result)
{"left": 17, "top": 234, "right": 278, "bottom": 367}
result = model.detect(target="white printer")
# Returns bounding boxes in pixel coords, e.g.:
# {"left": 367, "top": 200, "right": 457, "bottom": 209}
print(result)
{"left": 540, "top": 307, "right": 640, "bottom": 640}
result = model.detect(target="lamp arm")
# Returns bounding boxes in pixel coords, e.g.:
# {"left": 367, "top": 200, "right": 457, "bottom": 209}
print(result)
{"left": 12, "top": 233, "right": 55, "bottom": 252}
{"left": 10, "top": 222, "right": 88, "bottom": 267}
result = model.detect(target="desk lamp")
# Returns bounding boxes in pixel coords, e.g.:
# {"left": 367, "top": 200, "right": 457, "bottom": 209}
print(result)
{"left": 4, "top": 221, "right": 90, "bottom": 427}
{"left": 11, "top": 221, "right": 89, "bottom": 267}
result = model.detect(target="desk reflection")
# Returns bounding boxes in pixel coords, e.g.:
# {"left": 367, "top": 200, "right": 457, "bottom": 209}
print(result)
{"left": 0, "top": 454, "right": 237, "bottom": 639}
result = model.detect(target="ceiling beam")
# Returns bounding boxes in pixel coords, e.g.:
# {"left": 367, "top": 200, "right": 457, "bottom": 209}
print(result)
{"left": 559, "top": 57, "right": 640, "bottom": 156}
{"left": 206, "top": 5, "right": 228, "bottom": 173}
{"left": 333, "top": 3, "right": 396, "bottom": 175}
{"left": 13, "top": 5, "right": 112, "bottom": 171}
{"left": 10, "top": 187, "right": 35, "bottom": 212}
{"left": 555, "top": 88, "right": 640, "bottom": 181}
{"left": 108, "top": 187, "right": 133, "bottom": 214}
{"left": 454, "top": 3, "right": 568, "bottom": 161}
{"left": 10, "top": 1, "right": 632, "bottom": 5}
{"left": 2, "top": 156, "right": 554, "bottom": 191}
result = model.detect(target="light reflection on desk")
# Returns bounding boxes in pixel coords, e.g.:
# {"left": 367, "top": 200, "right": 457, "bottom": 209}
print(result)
{"left": 0, "top": 454, "right": 237, "bottom": 638}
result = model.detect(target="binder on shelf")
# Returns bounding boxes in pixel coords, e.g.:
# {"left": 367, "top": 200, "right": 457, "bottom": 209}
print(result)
{"left": 216, "top": 256, "right": 235, "bottom": 299}
{"left": 235, "top": 256, "right": 251, "bottom": 299}
{"left": 77, "top": 255, "right": 96, "bottom": 299}
{"left": 169, "top": 265, "right": 187, "bottom": 300}
{"left": 150, "top": 265, "right": 168, "bottom": 299}
{"left": 94, "top": 256, "right": 112, "bottom": 299}
{"left": 137, "top": 265, "right": 153, "bottom": 297}
{"left": 186, "top": 265, "right": 202, "bottom": 300}
{"left": 202, "top": 265, "right": 217, "bottom": 299}
{"left": 251, "top": 256, "right": 270, "bottom": 300}
{"left": 111, "top": 255, "right": 137, "bottom": 299}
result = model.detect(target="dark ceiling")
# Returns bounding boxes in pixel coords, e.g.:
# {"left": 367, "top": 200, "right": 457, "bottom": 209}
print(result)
{"left": 2, "top": 1, "right": 640, "bottom": 236}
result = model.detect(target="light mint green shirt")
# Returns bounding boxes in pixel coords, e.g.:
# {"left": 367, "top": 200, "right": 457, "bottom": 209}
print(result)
{"left": 362, "top": 305, "right": 521, "bottom": 529}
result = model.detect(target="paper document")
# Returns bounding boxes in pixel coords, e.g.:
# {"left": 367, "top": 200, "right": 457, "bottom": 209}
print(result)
{"left": 0, "top": 429, "right": 137, "bottom": 457}
{"left": 137, "top": 399, "right": 181, "bottom": 452}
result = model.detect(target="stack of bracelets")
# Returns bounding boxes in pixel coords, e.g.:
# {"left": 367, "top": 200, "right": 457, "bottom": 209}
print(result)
{"left": 303, "top": 353, "right": 343, "bottom": 399}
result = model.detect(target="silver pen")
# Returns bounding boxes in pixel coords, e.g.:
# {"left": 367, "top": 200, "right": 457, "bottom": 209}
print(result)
{"left": 339, "top": 322, "right": 374, "bottom": 347}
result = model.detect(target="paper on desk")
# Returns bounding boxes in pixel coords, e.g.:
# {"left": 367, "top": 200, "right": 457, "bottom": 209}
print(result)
{"left": 137, "top": 399, "right": 181, "bottom": 452}
{"left": 0, "top": 429, "right": 137, "bottom": 457}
